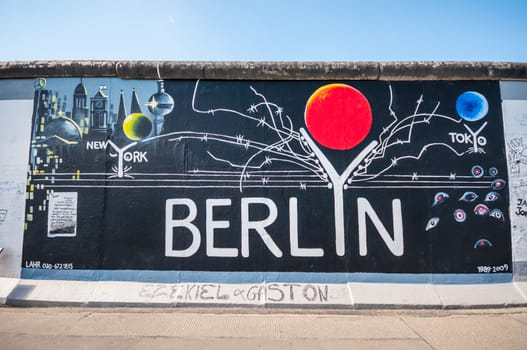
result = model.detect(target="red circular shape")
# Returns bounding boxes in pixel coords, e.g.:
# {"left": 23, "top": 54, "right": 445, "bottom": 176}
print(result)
{"left": 305, "top": 84, "right": 372, "bottom": 150}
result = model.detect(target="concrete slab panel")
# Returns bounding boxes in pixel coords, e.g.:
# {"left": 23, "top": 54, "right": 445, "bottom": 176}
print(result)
{"left": 0, "top": 79, "right": 34, "bottom": 100}
{"left": 67, "top": 313, "right": 418, "bottom": 339}
{"left": 8, "top": 279, "right": 527, "bottom": 308}
{"left": 348, "top": 283, "right": 442, "bottom": 308}
{"left": 433, "top": 283, "right": 527, "bottom": 307}
{"left": 0, "top": 277, "right": 19, "bottom": 304}
{"left": 0, "top": 332, "right": 431, "bottom": 350}
{"left": 500, "top": 81, "right": 527, "bottom": 100}
{"left": 513, "top": 281, "right": 527, "bottom": 300}
{"left": 501, "top": 99, "right": 527, "bottom": 281}
{"left": 7, "top": 279, "right": 95, "bottom": 306}
{"left": 1, "top": 334, "right": 138, "bottom": 350}
{"left": 89, "top": 281, "right": 175, "bottom": 307}
{"left": 402, "top": 314, "right": 527, "bottom": 350}
{"left": 0, "top": 100, "right": 33, "bottom": 278}
{"left": 0, "top": 311, "right": 85, "bottom": 335}
{"left": 509, "top": 313, "right": 527, "bottom": 326}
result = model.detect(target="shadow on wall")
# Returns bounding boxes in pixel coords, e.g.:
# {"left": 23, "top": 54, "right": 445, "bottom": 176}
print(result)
{"left": 7, "top": 284, "right": 35, "bottom": 303}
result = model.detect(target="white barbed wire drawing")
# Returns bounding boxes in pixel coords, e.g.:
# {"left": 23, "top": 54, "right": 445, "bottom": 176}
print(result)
{"left": 139, "top": 80, "right": 330, "bottom": 191}
{"left": 348, "top": 85, "right": 472, "bottom": 184}
{"left": 33, "top": 81, "right": 497, "bottom": 193}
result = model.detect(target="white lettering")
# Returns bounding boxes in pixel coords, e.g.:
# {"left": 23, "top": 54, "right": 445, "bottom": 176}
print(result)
{"left": 358, "top": 197, "right": 404, "bottom": 256}
{"left": 165, "top": 199, "right": 201, "bottom": 257}
{"left": 133, "top": 151, "right": 148, "bottom": 163}
{"left": 163, "top": 196, "right": 406, "bottom": 259}
{"left": 123, "top": 151, "right": 148, "bottom": 163}
{"left": 298, "top": 128, "right": 378, "bottom": 256}
{"left": 449, "top": 123, "right": 488, "bottom": 152}
{"left": 456, "top": 133, "right": 468, "bottom": 143}
{"left": 241, "top": 197, "right": 282, "bottom": 258}
{"left": 123, "top": 152, "right": 133, "bottom": 162}
{"left": 86, "top": 141, "right": 109, "bottom": 150}
{"left": 206, "top": 199, "right": 238, "bottom": 257}
{"left": 289, "top": 198, "right": 324, "bottom": 257}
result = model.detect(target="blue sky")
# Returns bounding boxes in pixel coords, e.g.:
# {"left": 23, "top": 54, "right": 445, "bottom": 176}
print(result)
{"left": 1, "top": 0, "right": 526, "bottom": 62}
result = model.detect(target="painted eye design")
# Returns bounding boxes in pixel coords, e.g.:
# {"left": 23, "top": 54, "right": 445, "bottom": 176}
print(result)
{"left": 484, "top": 192, "right": 500, "bottom": 202}
{"left": 474, "top": 238, "right": 493, "bottom": 249}
{"left": 471, "top": 165, "right": 484, "bottom": 178}
{"left": 459, "top": 191, "right": 478, "bottom": 202}
{"left": 454, "top": 209, "right": 466, "bottom": 222}
{"left": 474, "top": 204, "right": 490, "bottom": 216}
{"left": 425, "top": 217, "right": 440, "bottom": 231}
{"left": 489, "top": 209, "right": 505, "bottom": 222}
{"left": 491, "top": 179, "right": 506, "bottom": 191}
{"left": 489, "top": 167, "right": 499, "bottom": 176}
{"left": 432, "top": 192, "right": 449, "bottom": 207}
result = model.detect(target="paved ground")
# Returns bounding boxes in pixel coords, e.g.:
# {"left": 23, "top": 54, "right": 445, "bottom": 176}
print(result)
{"left": 1, "top": 306, "right": 527, "bottom": 349}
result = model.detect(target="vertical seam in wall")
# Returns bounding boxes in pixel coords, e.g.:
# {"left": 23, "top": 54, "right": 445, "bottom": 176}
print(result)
{"left": 430, "top": 284, "right": 446, "bottom": 309}
{"left": 512, "top": 282, "right": 527, "bottom": 302}
{"left": 114, "top": 61, "right": 120, "bottom": 79}
{"left": 501, "top": 97, "right": 516, "bottom": 276}
{"left": 346, "top": 283, "right": 355, "bottom": 307}
{"left": 156, "top": 61, "right": 162, "bottom": 80}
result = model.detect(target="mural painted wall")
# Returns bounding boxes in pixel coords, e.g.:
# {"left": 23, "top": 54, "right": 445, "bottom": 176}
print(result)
{"left": 21, "top": 78, "right": 511, "bottom": 277}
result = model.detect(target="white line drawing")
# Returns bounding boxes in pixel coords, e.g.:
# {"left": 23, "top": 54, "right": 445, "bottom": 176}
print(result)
{"left": 32, "top": 81, "right": 494, "bottom": 192}
{"left": 300, "top": 127, "right": 377, "bottom": 256}
{"left": 187, "top": 81, "right": 325, "bottom": 190}
{"left": 508, "top": 137, "right": 527, "bottom": 174}
{"left": 107, "top": 140, "right": 138, "bottom": 178}
{"left": 348, "top": 85, "right": 469, "bottom": 183}
{"left": 463, "top": 122, "right": 488, "bottom": 154}
{"left": 86, "top": 80, "right": 328, "bottom": 189}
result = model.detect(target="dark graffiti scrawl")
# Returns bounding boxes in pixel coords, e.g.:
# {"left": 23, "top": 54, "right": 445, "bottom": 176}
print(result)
{"left": 23, "top": 78, "right": 511, "bottom": 274}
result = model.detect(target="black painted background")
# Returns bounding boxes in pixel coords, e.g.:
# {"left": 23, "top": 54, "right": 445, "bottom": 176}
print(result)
{"left": 22, "top": 80, "right": 511, "bottom": 274}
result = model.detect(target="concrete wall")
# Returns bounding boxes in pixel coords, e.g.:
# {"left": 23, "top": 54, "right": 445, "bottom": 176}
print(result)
{"left": 501, "top": 81, "right": 527, "bottom": 280}
{"left": 1, "top": 62, "right": 526, "bottom": 291}
{"left": 0, "top": 80, "right": 34, "bottom": 278}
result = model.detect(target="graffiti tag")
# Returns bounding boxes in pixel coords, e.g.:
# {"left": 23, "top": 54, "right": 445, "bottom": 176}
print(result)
{"left": 0, "top": 209, "right": 7, "bottom": 223}
{"left": 138, "top": 283, "right": 329, "bottom": 303}
{"left": 516, "top": 199, "right": 527, "bottom": 217}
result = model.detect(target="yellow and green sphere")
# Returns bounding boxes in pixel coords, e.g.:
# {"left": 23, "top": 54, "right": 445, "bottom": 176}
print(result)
{"left": 123, "top": 113, "right": 152, "bottom": 140}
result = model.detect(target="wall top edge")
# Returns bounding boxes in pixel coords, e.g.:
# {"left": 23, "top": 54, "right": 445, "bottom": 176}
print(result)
{"left": 0, "top": 60, "right": 526, "bottom": 81}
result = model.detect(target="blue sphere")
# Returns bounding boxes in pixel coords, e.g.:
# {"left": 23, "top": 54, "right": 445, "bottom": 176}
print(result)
{"left": 456, "top": 91, "right": 489, "bottom": 122}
